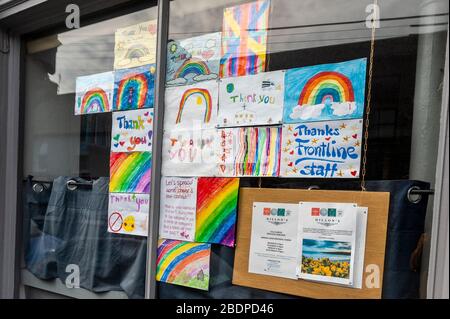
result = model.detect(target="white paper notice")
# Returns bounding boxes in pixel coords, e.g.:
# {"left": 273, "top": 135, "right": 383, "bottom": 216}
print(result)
{"left": 108, "top": 193, "right": 150, "bottom": 237}
{"left": 218, "top": 70, "right": 284, "bottom": 127}
{"left": 249, "top": 203, "right": 300, "bottom": 279}
{"left": 159, "top": 177, "right": 197, "bottom": 241}
{"left": 353, "top": 207, "right": 368, "bottom": 289}
{"left": 298, "top": 202, "right": 357, "bottom": 286}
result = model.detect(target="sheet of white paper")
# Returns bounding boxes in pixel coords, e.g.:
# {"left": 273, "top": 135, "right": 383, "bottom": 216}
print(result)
{"left": 280, "top": 119, "right": 363, "bottom": 178}
{"left": 111, "top": 109, "right": 154, "bottom": 152}
{"left": 159, "top": 177, "right": 197, "bottom": 241}
{"left": 164, "top": 80, "right": 219, "bottom": 131}
{"left": 108, "top": 193, "right": 150, "bottom": 237}
{"left": 249, "top": 202, "right": 300, "bottom": 279}
{"left": 297, "top": 202, "right": 357, "bottom": 286}
{"left": 353, "top": 207, "right": 368, "bottom": 289}
{"left": 161, "top": 128, "right": 218, "bottom": 177}
{"left": 218, "top": 70, "right": 284, "bottom": 127}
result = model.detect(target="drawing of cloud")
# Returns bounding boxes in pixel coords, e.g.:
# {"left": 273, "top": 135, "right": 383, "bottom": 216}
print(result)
{"left": 166, "top": 77, "right": 188, "bottom": 86}
{"left": 331, "top": 102, "right": 357, "bottom": 116}
{"left": 289, "top": 104, "right": 325, "bottom": 121}
{"left": 193, "top": 73, "right": 218, "bottom": 82}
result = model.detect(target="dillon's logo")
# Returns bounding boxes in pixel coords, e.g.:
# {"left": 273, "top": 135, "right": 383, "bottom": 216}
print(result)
{"left": 311, "top": 207, "right": 343, "bottom": 227}
{"left": 263, "top": 207, "right": 291, "bottom": 225}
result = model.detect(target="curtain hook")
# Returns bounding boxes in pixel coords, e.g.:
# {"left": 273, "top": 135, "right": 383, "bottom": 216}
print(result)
{"left": 407, "top": 186, "right": 422, "bottom": 204}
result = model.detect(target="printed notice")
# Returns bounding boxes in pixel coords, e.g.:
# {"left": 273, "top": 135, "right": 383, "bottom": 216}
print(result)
{"left": 159, "top": 177, "right": 197, "bottom": 241}
{"left": 298, "top": 202, "right": 357, "bottom": 286}
{"left": 249, "top": 202, "right": 299, "bottom": 279}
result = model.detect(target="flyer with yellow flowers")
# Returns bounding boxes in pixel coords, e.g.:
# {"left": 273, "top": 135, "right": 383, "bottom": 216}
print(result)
{"left": 297, "top": 202, "right": 357, "bottom": 286}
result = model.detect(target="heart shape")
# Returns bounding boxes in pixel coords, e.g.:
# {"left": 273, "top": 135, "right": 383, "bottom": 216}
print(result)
{"left": 114, "top": 143, "right": 119, "bottom": 148}
{"left": 147, "top": 119, "right": 152, "bottom": 124}
{"left": 350, "top": 170, "right": 358, "bottom": 176}
{"left": 144, "top": 112, "right": 149, "bottom": 116}
{"left": 202, "top": 50, "right": 214, "bottom": 61}
{"left": 113, "top": 134, "right": 120, "bottom": 141}
{"left": 119, "top": 141, "right": 125, "bottom": 146}
{"left": 288, "top": 162, "right": 293, "bottom": 167}
{"left": 325, "top": 137, "right": 331, "bottom": 141}
{"left": 289, "top": 150, "right": 294, "bottom": 155}
{"left": 293, "top": 133, "right": 298, "bottom": 137}
{"left": 352, "top": 134, "right": 358, "bottom": 139}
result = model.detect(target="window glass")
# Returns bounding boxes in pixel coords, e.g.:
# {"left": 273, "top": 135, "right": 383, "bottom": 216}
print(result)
{"left": 157, "top": 0, "right": 448, "bottom": 299}
{"left": 22, "top": 5, "right": 158, "bottom": 298}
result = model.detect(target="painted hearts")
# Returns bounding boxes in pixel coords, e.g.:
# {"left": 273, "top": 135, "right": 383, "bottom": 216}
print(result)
{"left": 113, "top": 134, "right": 120, "bottom": 141}
{"left": 289, "top": 150, "right": 294, "bottom": 155}
{"left": 288, "top": 162, "right": 293, "bottom": 167}
{"left": 325, "top": 137, "right": 331, "bottom": 141}
{"left": 350, "top": 170, "right": 358, "bottom": 176}
{"left": 119, "top": 141, "right": 125, "bottom": 146}
{"left": 352, "top": 134, "right": 358, "bottom": 139}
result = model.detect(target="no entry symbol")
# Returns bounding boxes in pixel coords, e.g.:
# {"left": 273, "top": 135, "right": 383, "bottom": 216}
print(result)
{"left": 109, "top": 212, "right": 123, "bottom": 233}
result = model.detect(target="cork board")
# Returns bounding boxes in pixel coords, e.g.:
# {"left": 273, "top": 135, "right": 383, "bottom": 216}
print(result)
{"left": 232, "top": 188, "right": 390, "bottom": 299}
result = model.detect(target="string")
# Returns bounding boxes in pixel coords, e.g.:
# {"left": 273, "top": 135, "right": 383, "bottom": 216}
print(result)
{"left": 361, "top": 0, "right": 378, "bottom": 192}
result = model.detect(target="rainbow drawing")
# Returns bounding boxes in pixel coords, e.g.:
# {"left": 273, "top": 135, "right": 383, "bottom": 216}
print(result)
{"left": 283, "top": 58, "right": 367, "bottom": 123}
{"left": 109, "top": 152, "right": 152, "bottom": 193}
{"left": 174, "top": 58, "right": 211, "bottom": 79}
{"left": 175, "top": 88, "right": 213, "bottom": 124}
{"left": 220, "top": 0, "right": 270, "bottom": 78}
{"left": 114, "top": 65, "right": 155, "bottom": 111}
{"left": 298, "top": 71, "right": 355, "bottom": 106}
{"left": 234, "top": 126, "right": 281, "bottom": 177}
{"left": 75, "top": 71, "right": 114, "bottom": 115}
{"left": 80, "top": 88, "right": 110, "bottom": 114}
{"left": 195, "top": 178, "right": 239, "bottom": 247}
{"left": 124, "top": 43, "right": 151, "bottom": 60}
{"left": 156, "top": 240, "right": 211, "bottom": 291}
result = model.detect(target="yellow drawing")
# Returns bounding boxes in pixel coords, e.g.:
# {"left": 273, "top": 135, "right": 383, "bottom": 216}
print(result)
{"left": 123, "top": 215, "right": 136, "bottom": 232}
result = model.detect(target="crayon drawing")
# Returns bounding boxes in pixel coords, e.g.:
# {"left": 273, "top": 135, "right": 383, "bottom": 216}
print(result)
{"left": 195, "top": 178, "right": 239, "bottom": 247}
{"left": 218, "top": 70, "right": 284, "bottom": 127}
{"left": 161, "top": 129, "right": 217, "bottom": 177}
{"left": 75, "top": 71, "right": 114, "bottom": 115}
{"left": 280, "top": 119, "right": 363, "bottom": 178}
{"left": 234, "top": 126, "right": 281, "bottom": 177}
{"left": 111, "top": 109, "right": 154, "bottom": 153}
{"left": 108, "top": 193, "right": 150, "bottom": 237}
{"left": 166, "top": 32, "right": 221, "bottom": 87}
{"left": 114, "top": 20, "right": 157, "bottom": 70}
{"left": 220, "top": 0, "right": 270, "bottom": 78}
{"left": 156, "top": 239, "right": 211, "bottom": 291}
{"left": 283, "top": 59, "right": 367, "bottom": 123}
{"left": 109, "top": 152, "right": 152, "bottom": 193}
{"left": 113, "top": 64, "right": 156, "bottom": 111}
{"left": 164, "top": 80, "right": 218, "bottom": 131}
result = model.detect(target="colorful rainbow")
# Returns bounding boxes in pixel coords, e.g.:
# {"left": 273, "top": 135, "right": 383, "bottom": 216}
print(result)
{"left": 235, "top": 127, "right": 281, "bottom": 177}
{"left": 298, "top": 71, "right": 355, "bottom": 106}
{"left": 175, "top": 88, "right": 212, "bottom": 124}
{"left": 174, "top": 58, "right": 211, "bottom": 79}
{"left": 125, "top": 43, "right": 151, "bottom": 60}
{"left": 109, "top": 152, "right": 151, "bottom": 193}
{"left": 156, "top": 240, "right": 210, "bottom": 291}
{"left": 195, "top": 178, "right": 239, "bottom": 247}
{"left": 80, "top": 88, "right": 110, "bottom": 114}
{"left": 115, "top": 73, "right": 150, "bottom": 110}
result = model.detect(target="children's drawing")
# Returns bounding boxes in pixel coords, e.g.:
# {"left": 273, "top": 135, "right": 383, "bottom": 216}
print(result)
{"left": 218, "top": 70, "right": 284, "bottom": 127}
{"left": 162, "top": 129, "right": 217, "bottom": 177}
{"left": 114, "top": 20, "right": 157, "bottom": 70}
{"left": 75, "top": 71, "right": 114, "bottom": 115}
{"left": 113, "top": 64, "right": 156, "bottom": 111}
{"left": 164, "top": 80, "right": 218, "bottom": 131}
{"left": 280, "top": 119, "right": 363, "bottom": 178}
{"left": 283, "top": 59, "right": 367, "bottom": 123}
{"left": 111, "top": 109, "right": 154, "bottom": 152}
{"left": 195, "top": 178, "right": 239, "bottom": 247}
{"left": 108, "top": 193, "right": 150, "bottom": 237}
{"left": 220, "top": 0, "right": 271, "bottom": 78}
{"left": 159, "top": 177, "right": 197, "bottom": 241}
{"left": 109, "top": 152, "right": 152, "bottom": 193}
{"left": 233, "top": 126, "right": 281, "bottom": 177}
{"left": 156, "top": 239, "right": 211, "bottom": 291}
{"left": 166, "top": 32, "right": 221, "bottom": 87}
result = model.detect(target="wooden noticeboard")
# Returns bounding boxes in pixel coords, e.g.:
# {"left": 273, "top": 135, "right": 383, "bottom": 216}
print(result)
{"left": 232, "top": 188, "right": 390, "bottom": 299}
